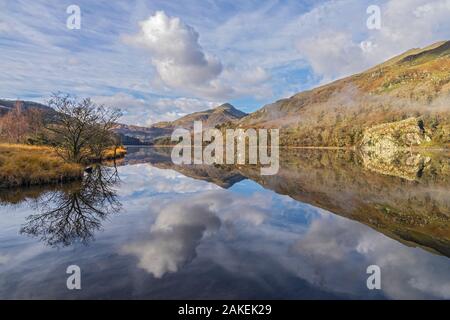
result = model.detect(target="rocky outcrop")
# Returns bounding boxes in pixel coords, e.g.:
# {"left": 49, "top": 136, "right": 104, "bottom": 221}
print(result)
{"left": 359, "top": 149, "right": 431, "bottom": 181}
{"left": 357, "top": 118, "right": 435, "bottom": 179}
{"left": 359, "top": 117, "right": 431, "bottom": 151}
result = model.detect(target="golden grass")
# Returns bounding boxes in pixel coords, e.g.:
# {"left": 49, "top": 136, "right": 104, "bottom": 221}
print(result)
{"left": 101, "top": 146, "right": 127, "bottom": 160}
{"left": 0, "top": 143, "right": 84, "bottom": 188}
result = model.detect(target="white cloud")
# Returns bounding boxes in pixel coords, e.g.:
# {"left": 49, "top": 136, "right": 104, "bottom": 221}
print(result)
{"left": 295, "top": 0, "right": 450, "bottom": 82}
{"left": 128, "top": 11, "right": 227, "bottom": 97}
{"left": 290, "top": 215, "right": 450, "bottom": 299}
{"left": 128, "top": 10, "right": 272, "bottom": 100}
{"left": 297, "top": 31, "right": 365, "bottom": 83}
{"left": 121, "top": 190, "right": 271, "bottom": 278}
{"left": 117, "top": 164, "right": 220, "bottom": 198}
{"left": 92, "top": 93, "right": 218, "bottom": 126}
{"left": 154, "top": 97, "right": 217, "bottom": 115}
{"left": 122, "top": 200, "right": 221, "bottom": 278}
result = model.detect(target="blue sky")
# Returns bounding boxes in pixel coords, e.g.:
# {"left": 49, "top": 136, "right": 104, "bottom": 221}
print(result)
{"left": 1, "top": 0, "right": 450, "bottom": 125}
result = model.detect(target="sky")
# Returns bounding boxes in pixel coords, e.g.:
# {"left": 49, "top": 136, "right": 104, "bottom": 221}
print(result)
{"left": 1, "top": 0, "right": 450, "bottom": 126}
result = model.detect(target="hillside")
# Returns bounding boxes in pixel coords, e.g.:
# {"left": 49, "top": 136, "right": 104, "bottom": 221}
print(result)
{"left": 238, "top": 40, "right": 450, "bottom": 148}
{"left": 112, "top": 123, "right": 170, "bottom": 144}
{"left": 0, "top": 99, "right": 55, "bottom": 117}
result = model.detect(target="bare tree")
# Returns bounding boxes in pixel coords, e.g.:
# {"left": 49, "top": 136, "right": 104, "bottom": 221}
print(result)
{"left": 26, "top": 108, "right": 44, "bottom": 138}
{"left": 86, "top": 107, "right": 122, "bottom": 160}
{"left": 20, "top": 166, "right": 121, "bottom": 247}
{"left": 46, "top": 93, "right": 122, "bottom": 163}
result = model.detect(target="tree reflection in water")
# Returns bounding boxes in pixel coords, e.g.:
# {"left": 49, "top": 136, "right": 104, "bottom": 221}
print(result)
{"left": 20, "top": 166, "right": 122, "bottom": 247}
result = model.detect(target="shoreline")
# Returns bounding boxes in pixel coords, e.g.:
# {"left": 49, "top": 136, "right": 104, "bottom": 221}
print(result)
{"left": 0, "top": 144, "right": 127, "bottom": 189}
{"left": 132, "top": 144, "right": 450, "bottom": 152}
{"left": 1, "top": 143, "right": 448, "bottom": 190}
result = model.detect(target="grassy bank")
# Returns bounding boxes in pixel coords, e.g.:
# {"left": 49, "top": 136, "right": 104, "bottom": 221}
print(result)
{"left": 0, "top": 144, "right": 127, "bottom": 188}
{"left": 0, "top": 144, "right": 83, "bottom": 188}
{"left": 99, "top": 146, "right": 127, "bottom": 161}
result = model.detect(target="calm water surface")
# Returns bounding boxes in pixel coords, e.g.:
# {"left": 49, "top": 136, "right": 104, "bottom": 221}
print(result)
{"left": 0, "top": 147, "right": 449, "bottom": 299}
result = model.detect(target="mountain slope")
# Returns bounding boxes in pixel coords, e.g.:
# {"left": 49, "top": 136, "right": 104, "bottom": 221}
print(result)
{"left": 0, "top": 99, "right": 54, "bottom": 116}
{"left": 112, "top": 123, "right": 171, "bottom": 144}
{"left": 238, "top": 40, "right": 450, "bottom": 147}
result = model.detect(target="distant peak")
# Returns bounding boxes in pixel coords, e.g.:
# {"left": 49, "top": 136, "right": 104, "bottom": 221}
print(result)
{"left": 213, "top": 103, "right": 247, "bottom": 117}
{"left": 214, "top": 103, "right": 235, "bottom": 111}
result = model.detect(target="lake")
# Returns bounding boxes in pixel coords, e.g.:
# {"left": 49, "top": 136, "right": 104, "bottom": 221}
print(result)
{"left": 0, "top": 146, "right": 449, "bottom": 299}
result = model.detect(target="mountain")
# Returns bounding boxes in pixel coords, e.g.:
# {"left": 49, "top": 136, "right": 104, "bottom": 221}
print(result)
{"left": 112, "top": 123, "right": 170, "bottom": 145}
{"left": 152, "top": 103, "right": 247, "bottom": 131}
{"left": 123, "top": 146, "right": 246, "bottom": 188}
{"left": 238, "top": 40, "right": 450, "bottom": 148}
{"left": 125, "top": 146, "right": 450, "bottom": 258}
{"left": 119, "top": 42, "right": 449, "bottom": 147}
{"left": 115, "top": 103, "right": 247, "bottom": 144}
{"left": 4, "top": 41, "right": 449, "bottom": 148}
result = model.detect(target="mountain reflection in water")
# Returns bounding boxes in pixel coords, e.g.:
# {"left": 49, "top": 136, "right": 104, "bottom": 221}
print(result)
{"left": 0, "top": 146, "right": 449, "bottom": 299}
{"left": 126, "top": 146, "right": 450, "bottom": 258}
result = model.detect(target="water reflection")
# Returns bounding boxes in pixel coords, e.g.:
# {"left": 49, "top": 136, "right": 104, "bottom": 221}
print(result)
{"left": 19, "top": 166, "right": 121, "bottom": 247}
{"left": 127, "top": 146, "right": 450, "bottom": 258}
{"left": 122, "top": 190, "right": 270, "bottom": 279}
{"left": 0, "top": 147, "right": 449, "bottom": 299}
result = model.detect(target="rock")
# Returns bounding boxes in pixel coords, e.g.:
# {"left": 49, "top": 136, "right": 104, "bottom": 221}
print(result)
{"left": 359, "top": 149, "right": 431, "bottom": 181}
{"left": 360, "top": 117, "right": 431, "bottom": 151}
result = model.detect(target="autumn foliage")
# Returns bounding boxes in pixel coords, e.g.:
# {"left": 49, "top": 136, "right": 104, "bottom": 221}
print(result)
{"left": 0, "top": 101, "right": 44, "bottom": 144}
